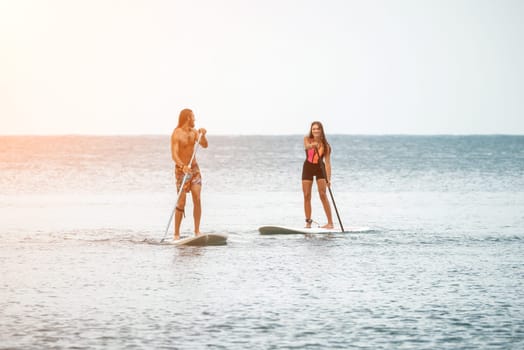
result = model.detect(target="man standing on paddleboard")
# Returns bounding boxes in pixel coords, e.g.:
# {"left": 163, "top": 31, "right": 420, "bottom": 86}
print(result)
{"left": 171, "top": 108, "right": 208, "bottom": 240}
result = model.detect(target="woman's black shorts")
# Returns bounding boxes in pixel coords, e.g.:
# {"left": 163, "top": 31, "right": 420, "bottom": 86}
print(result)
{"left": 302, "top": 161, "right": 325, "bottom": 181}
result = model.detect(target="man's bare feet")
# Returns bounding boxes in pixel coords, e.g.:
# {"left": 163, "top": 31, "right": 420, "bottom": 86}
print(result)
{"left": 194, "top": 232, "right": 201, "bottom": 236}
{"left": 174, "top": 235, "right": 180, "bottom": 240}
{"left": 305, "top": 219, "right": 312, "bottom": 228}
{"left": 321, "top": 223, "right": 334, "bottom": 229}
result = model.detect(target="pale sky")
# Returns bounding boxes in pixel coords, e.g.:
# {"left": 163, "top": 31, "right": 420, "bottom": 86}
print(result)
{"left": 1, "top": 0, "right": 523, "bottom": 135}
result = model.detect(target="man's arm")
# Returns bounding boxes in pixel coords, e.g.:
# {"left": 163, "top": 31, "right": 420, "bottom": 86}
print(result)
{"left": 171, "top": 129, "right": 184, "bottom": 168}
{"left": 198, "top": 128, "right": 208, "bottom": 148}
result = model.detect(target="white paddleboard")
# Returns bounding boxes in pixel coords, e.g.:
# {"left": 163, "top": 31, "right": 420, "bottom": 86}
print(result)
{"left": 156, "top": 233, "right": 228, "bottom": 246}
{"left": 258, "top": 225, "right": 371, "bottom": 235}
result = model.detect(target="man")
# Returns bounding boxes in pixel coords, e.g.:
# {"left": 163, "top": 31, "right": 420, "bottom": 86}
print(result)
{"left": 171, "top": 108, "right": 208, "bottom": 239}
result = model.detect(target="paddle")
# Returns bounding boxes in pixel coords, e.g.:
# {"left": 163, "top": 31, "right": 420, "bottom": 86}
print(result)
{"left": 161, "top": 132, "right": 203, "bottom": 242}
{"left": 316, "top": 147, "right": 345, "bottom": 232}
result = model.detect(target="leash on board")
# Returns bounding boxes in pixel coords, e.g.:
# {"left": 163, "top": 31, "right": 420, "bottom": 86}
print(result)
{"left": 161, "top": 132, "right": 203, "bottom": 242}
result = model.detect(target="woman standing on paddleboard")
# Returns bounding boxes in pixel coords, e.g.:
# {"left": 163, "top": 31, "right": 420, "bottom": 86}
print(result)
{"left": 302, "top": 121, "right": 334, "bottom": 229}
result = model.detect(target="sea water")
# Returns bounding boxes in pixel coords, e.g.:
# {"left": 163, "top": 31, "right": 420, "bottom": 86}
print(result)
{"left": 0, "top": 135, "right": 523, "bottom": 349}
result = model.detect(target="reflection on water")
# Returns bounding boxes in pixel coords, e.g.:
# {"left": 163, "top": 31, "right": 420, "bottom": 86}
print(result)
{"left": 174, "top": 246, "right": 207, "bottom": 260}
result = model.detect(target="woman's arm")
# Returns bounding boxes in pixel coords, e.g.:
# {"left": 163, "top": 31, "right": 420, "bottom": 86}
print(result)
{"left": 324, "top": 146, "right": 331, "bottom": 184}
{"left": 304, "top": 136, "right": 318, "bottom": 150}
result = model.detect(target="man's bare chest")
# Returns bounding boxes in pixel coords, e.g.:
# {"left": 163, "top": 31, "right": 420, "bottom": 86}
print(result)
{"left": 178, "top": 131, "right": 196, "bottom": 146}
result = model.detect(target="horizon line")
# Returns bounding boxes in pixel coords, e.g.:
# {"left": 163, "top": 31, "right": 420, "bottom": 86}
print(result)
{"left": 1, "top": 133, "right": 523, "bottom": 137}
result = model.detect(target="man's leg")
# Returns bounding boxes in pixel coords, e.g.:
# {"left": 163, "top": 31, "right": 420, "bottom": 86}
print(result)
{"left": 174, "top": 193, "right": 186, "bottom": 240}
{"left": 191, "top": 184, "right": 202, "bottom": 235}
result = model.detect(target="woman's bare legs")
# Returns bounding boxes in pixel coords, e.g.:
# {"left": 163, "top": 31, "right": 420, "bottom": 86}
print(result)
{"left": 302, "top": 180, "right": 313, "bottom": 228}
{"left": 317, "top": 179, "right": 333, "bottom": 229}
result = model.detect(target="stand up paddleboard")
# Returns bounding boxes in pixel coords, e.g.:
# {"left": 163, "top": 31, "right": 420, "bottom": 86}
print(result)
{"left": 258, "top": 225, "right": 371, "bottom": 235}
{"left": 157, "top": 233, "right": 228, "bottom": 246}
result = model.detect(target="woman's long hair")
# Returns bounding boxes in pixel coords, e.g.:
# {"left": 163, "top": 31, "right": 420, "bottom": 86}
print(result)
{"left": 177, "top": 108, "right": 193, "bottom": 128}
{"left": 308, "top": 121, "right": 331, "bottom": 156}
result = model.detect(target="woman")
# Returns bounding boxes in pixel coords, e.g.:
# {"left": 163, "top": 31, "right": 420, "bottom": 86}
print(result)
{"left": 302, "top": 121, "right": 334, "bottom": 229}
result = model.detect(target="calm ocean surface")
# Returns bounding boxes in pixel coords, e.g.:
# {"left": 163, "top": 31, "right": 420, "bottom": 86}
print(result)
{"left": 1, "top": 135, "right": 523, "bottom": 349}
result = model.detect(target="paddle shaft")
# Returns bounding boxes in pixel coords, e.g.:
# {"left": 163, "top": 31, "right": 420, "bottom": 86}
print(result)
{"left": 315, "top": 147, "right": 345, "bottom": 232}
{"left": 161, "top": 132, "right": 203, "bottom": 242}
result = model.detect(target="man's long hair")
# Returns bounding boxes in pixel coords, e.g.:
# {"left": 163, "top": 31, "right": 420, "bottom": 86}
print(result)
{"left": 308, "top": 121, "right": 331, "bottom": 155}
{"left": 177, "top": 108, "right": 193, "bottom": 128}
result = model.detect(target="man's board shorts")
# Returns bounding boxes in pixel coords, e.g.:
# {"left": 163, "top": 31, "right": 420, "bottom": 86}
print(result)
{"left": 175, "top": 161, "right": 202, "bottom": 193}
